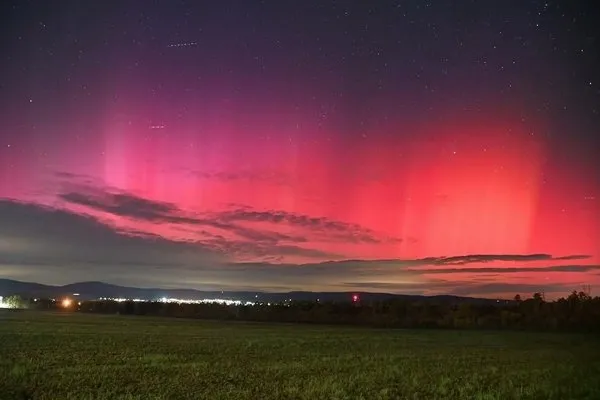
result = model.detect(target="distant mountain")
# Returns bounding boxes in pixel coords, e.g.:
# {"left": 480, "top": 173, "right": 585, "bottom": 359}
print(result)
{"left": 0, "top": 279, "right": 54, "bottom": 295}
{"left": 0, "top": 278, "right": 500, "bottom": 304}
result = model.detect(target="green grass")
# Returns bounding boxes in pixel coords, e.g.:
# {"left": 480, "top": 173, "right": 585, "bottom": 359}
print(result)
{"left": 1, "top": 311, "right": 599, "bottom": 399}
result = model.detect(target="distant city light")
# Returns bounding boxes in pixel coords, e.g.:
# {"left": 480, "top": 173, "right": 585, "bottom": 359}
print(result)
{"left": 352, "top": 294, "right": 360, "bottom": 303}
{"left": 62, "top": 298, "right": 72, "bottom": 308}
{"left": 97, "top": 297, "right": 256, "bottom": 306}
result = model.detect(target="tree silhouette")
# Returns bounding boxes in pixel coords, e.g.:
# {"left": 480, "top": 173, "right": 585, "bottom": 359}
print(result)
{"left": 22, "top": 290, "right": 600, "bottom": 332}
{"left": 514, "top": 294, "right": 522, "bottom": 303}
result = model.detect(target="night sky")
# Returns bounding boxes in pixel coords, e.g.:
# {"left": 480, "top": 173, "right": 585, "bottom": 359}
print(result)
{"left": 1, "top": 0, "right": 598, "bottom": 298}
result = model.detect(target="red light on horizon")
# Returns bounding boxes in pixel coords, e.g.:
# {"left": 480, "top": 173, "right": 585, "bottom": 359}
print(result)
{"left": 352, "top": 294, "right": 359, "bottom": 303}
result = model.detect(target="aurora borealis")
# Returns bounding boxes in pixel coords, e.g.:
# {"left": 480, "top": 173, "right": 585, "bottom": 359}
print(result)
{"left": 0, "top": 1, "right": 598, "bottom": 298}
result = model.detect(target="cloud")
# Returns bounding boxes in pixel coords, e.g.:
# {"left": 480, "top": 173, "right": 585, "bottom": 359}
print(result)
{"left": 58, "top": 186, "right": 191, "bottom": 223}
{"left": 428, "top": 253, "right": 587, "bottom": 265}
{"left": 2, "top": 191, "right": 337, "bottom": 264}
{"left": 201, "top": 236, "right": 339, "bottom": 261}
{"left": 553, "top": 255, "right": 592, "bottom": 261}
{"left": 61, "top": 186, "right": 312, "bottom": 249}
{"left": 58, "top": 183, "right": 396, "bottom": 250}
{"left": 215, "top": 208, "right": 401, "bottom": 244}
{"left": 419, "top": 264, "right": 600, "bottom": 274}
{"left": 2, "top": 186, "right": 597, "bottom": 297}
{"left": 216, "top": 224, "right": 308, "bottom": 245}
{"left": 0, "top": 199, "right": 341, "bottom": 287}
{"left": 0, "top": 199, "right": 223, "bottom": 272}
{"left": 279, "top": 254, "right": 593, "bottom": 270}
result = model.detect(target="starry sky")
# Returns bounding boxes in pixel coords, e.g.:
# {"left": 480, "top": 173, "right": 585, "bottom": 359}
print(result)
{"left": 0, "top": 0, "right": 599, "bottom": 298}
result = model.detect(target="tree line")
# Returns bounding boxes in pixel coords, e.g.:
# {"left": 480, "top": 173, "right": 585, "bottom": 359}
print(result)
{"left": 13, "top": 290, "right": 600, "bottom": 331}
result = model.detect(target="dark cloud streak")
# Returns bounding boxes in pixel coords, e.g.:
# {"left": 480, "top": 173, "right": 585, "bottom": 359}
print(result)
{"left": 419, "top": 265, "right": 600, "bottom": 274}
{"left": 58, "top": 183, "right": 397, "bottom": 247}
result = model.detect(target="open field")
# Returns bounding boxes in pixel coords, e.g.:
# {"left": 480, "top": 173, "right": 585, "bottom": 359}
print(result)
{"left": 1, "top": 311, "right": 599, "bottom": 399}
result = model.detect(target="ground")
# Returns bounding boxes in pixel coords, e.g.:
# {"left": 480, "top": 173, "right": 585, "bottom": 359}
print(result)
{"left": 1, "top": 310, "right": 599, "bottom": 399}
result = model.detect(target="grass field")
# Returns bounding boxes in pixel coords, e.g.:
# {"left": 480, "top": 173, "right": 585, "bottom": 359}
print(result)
{"left": 1, "top": 311, "right": 599, "bottom": 400}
